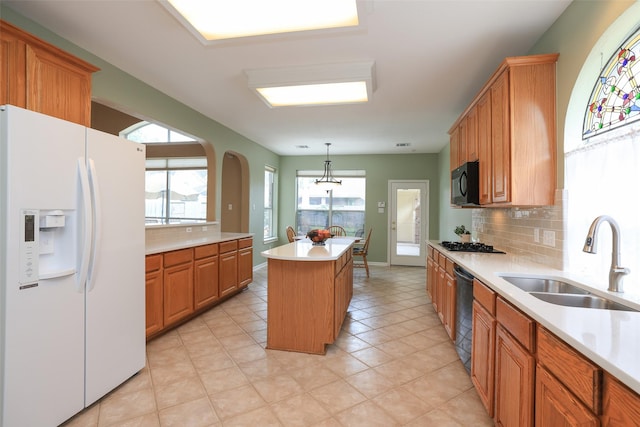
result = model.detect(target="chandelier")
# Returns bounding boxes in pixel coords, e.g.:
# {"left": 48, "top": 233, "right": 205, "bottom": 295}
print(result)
{"left": 315, "top": 143, "right": 342, "bottom": 186}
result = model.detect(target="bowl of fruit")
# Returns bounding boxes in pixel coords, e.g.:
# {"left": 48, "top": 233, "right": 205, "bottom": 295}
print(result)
{"left": 306, "top": 229, "right": 332, "bottom": 245}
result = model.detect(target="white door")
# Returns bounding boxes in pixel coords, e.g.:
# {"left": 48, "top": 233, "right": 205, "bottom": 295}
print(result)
{"left": 389, "top": 181, "right": 428, "bottom": 266}
{"left": 84, "top": 129, "right": 146, "bottom": 405}
{"left": 1, "top": 106, "right": 86, "bottom": 426}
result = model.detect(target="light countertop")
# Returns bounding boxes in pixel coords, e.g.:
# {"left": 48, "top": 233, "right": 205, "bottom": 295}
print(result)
{"left": 261, "top": 238, "right": 354, "bottom": 261}
{"left": 146, "top": 232, "right": 252, "bottom": 255}
{"left": 428, "top": 240, "right": 640, "bottom": 394}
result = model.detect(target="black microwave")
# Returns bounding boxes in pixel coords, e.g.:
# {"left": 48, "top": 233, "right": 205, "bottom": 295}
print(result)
{"left": 451, "top": 161, "right": 479, "bottom": 206}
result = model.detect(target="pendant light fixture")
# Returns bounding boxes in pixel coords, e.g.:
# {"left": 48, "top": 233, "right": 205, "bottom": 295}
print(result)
{"left": 315, "top": 143, "right": 342, "bottom": 186}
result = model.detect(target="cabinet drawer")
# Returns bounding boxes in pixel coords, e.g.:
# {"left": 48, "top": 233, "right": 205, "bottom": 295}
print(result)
{"left": 145, "top": 254, "right": 162, "bottom": 273}
{"left": 473, "top": 279, "right": 496, "bottom": 315}
{"left": 438, "top": 252, "right": 447, "bottom": 268}
{"left": 195, "top": 244, "right": 218, "bottom": 259}
{"left": 428, "top": 246, "right": 434, "bottom": 259}
{"left": 164, "top": 248, "right": 193, "bottom": 268}
{"left": 537, "top": 327, "right": 601, "bottom": 413}
{"left": 238, "top": 237, "right": 253, "bottom": 249}
{"left": 445, "top": 258, "right": 455, "bottom": 276}
{"left": 496, "top": 297, "right": 535, "bottom": 352}
{"left": 219, "top": 240, "right": 238, "bottom": 254}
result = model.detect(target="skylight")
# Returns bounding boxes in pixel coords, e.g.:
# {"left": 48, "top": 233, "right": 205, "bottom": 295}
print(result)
{"left": 162, "top": 0, "right": 359, "bottom": 42}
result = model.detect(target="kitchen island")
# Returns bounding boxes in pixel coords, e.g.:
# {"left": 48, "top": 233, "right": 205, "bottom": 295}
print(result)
{"left": 261, "top": 238, "right": 354, "bottom": 354}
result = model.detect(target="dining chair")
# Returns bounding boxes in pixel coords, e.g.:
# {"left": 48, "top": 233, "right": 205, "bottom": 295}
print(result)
{"left": 328, "top": 225, "right": 346, "bottom": 237}
{"left": 286, "top": 226, "right": 296, "bottom": 243}
{"left": 353, "top": 228, "right": 372, "bottom": 277}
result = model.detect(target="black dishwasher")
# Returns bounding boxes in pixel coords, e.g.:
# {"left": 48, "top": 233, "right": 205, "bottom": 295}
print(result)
{"left": 453, "top": 265, "right": 474, "bottom": 374}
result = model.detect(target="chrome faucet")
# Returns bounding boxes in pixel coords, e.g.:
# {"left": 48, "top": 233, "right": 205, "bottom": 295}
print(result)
{"left": 583, "top": 215, "right": 630, "bottom": 292}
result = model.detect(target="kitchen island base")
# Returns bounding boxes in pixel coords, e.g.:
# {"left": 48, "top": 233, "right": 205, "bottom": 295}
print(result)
{"left": 264, "top": 241, "right": 353, "bottom": 355}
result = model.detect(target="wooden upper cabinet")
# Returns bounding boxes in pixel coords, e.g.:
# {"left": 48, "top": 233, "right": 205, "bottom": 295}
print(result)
{"left": 0, "top": 20, "right": 99, "bottom": 126}
{"left": 449, "top": 126, "right": 460, "bottom": 172}
{"left": 477, "top": 91, "right": 492, "bottom": 204}
{"left": 465, "top": 105, "right": 478, "bottom": 162}
{"left": 490, "top": 70, "right": 510, "bottom": 204}
{"left": 449, "top": 53, "right": 558, "bottom": 207}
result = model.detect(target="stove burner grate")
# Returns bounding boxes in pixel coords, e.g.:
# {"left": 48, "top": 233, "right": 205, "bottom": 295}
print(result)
{"left": 440, "top": 241, "right": 506, "bottom": 254}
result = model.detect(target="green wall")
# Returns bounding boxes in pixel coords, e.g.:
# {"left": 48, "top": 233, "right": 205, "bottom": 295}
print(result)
{"left": 277, "top": 154, "right": 441, "bottom": 264}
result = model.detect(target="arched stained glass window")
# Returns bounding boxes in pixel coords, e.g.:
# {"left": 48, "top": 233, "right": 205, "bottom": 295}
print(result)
{"left": 583, "top": 26, "right": 640, "bottom": 139}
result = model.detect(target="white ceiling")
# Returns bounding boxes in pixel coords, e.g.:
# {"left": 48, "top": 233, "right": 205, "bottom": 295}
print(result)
{"left": 5, "top": 0, "right": 572, "bottom": 156}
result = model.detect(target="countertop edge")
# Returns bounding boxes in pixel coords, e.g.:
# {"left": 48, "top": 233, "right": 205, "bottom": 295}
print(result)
{"left": 146, "top": 232, "right": 253, "bottom": 255}
{"left": 261, "top": 239, "right": 353, "bottom": 261}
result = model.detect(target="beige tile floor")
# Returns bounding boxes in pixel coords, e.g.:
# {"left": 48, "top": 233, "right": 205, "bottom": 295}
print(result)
{"left": 63, "top": 265, "right": 493, "bottom": 427}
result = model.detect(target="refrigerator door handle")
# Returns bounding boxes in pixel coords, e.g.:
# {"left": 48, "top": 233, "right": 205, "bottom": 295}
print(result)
{"left": 87, "top": 158, "right": 101, "bottom": 292}
{"left": 77, "top": 158, "right": 93, "bottom": 292}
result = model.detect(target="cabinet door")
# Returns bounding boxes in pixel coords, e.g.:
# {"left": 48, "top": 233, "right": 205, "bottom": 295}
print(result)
{"left": 194, "top": 256, "right": 219, "bottom": 310}
{"left": 163, "top": 262, "right": 194, "bottom": 326}
{"left": 471, "top": 301, "right": 496, "bottom": 417}
{"left": 450, "top": 126, "right": 460, "bottom": 171}
{"left": 477, "top": 91, "right": 492, "bottom": 204}
{"left": 443, "top": 271, "right": 456, "bottom": 340}
{"left": 238, "top": 247, "right": 253, "bottom": 288}
{"left": 436, "top": 266, "right": 446, "bottom": 321}
{"left": 0, "top": 25, "right": 27, "bottom": 107}
{"left": 426, "top": 256, "right": 436, "bottom": 301}
{"left": 491, "top": 70, "right": 511, "bottom": 203}
{"left": 602, "top": 373, "right": 640, "bottom": 427}
{"left": 495, "top": 325, "right": 535, "bottom": 427}
{"left": 145, "top": 270, "right": 163, "bottom": 337}
{"left": 219, "top": 250, "right": 238, "bottom": 297}
{"left": 536, "top": 366, "right": 599, "bottom": 427}
{"left": 466, "top": 105, "right": 479, "bottom": 162}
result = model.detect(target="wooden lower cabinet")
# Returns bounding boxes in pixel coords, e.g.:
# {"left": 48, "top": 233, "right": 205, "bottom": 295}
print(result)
{"left": 219, "top": 240, "right": 239, "bottom": 297}
{"left": 494, "top": 324, "right": 535, "bottom": 427}
{"left": 194, "top": 244, "right": 219, "bottom": 310}
{"left": 468, "top": 275, "right": 640, "bottom": 426}
{"left": 471, "top": 300, "right": 496, "bottom": 417}
{"left": 536, "top": 366, "right": 599, "bottom": 427}
{"left": 602, "top": 373, "right": 640, "bottom": 426}
{"left": 145, "top": 254, "right": 164, "bottom": 337}
{"left": 163, "top": 249, "right": 194, "bottom": 327}
{"left": 238, "top": 238, "right": 253, "bottom": 288}
{"left": 145, "top": 237, "right": 252, "bottom": 339}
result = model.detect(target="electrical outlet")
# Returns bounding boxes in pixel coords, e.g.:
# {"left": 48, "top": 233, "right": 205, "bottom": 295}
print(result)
{"left": 228, "top": 204, "right": 233, "bottom": 210}
{"left": 534, "top": 228, "right": 540, "bottom": 243}
{"left": 542, "top": 230, "right": 555, "bottom": 247}
{"left": 186, "top": 227, "right": 192, "bottom": 233}
{"left": 202, "top": 226, "right": 208, "bottom": 232}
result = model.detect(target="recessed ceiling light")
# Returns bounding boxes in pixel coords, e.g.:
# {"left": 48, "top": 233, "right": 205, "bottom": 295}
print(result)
{"left": 396, "top": 143, "right": 411, "bottom": 147}
{"left": 296, "top": 145, "right": 310, "bottom": 149}
{"left": 245, "top": 61, "right": 376, "bottom": 107}
{"left": 162, "top": 0, "right": 359, "bottom": 42}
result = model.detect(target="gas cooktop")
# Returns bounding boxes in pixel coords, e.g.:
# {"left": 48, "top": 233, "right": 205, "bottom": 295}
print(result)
{"left": 440, "top": 241, "right": 506, "bottom": 254}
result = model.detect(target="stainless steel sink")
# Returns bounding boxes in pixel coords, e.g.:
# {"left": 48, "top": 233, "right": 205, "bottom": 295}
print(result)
{"left": 529, "top": 292, "right": 638, "bottom": 312}
{"left": 500, "top": 276, "right": 590, "bottom": 294}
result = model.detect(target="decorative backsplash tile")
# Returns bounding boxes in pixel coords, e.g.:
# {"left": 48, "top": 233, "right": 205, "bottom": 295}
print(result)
{"left": 472, "top": 190, "right": 566, "bottom": 270}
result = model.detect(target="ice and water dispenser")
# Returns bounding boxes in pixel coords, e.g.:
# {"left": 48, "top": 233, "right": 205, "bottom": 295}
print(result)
{"left": 19, "top": 209, "right": 77, "bottom": 288}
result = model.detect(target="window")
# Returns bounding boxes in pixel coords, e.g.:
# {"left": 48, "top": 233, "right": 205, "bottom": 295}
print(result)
{"left": 295, "top": 171, "right": 365, "bottom": 235}
{"left": 582, "top": 25, "right": 640, "bottom": 140}
{"left": 264, "top": 166, "right": 276, "bottom": 240}
{"left": 566, "top": 21, "right": 640, "bottom": 288}
{"left": 123, "top": 122, "right": 208, "bottom": 225}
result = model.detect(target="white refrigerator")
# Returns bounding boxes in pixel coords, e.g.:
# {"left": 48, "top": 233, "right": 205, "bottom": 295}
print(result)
{"left": 0, "top": 105, "right": 146, "bottom": 426}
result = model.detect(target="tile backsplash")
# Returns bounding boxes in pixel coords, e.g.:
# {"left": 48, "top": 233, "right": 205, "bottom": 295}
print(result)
{"left": 472, "top": 190, "right": 566, "bottom": 270}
